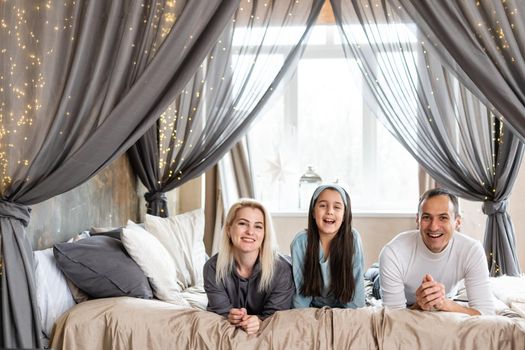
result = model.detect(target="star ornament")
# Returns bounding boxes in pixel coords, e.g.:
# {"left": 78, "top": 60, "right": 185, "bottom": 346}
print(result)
{"left": 262, "top": 151, "right": 296, "bottom": 185}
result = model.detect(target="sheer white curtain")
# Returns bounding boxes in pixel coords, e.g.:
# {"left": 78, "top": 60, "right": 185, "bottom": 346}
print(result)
{"left": 332, "top": 0, "right": 523, "bottom": 275}
{"left": 129, "top": 0, "right": 325, "bottom": 218}
{"left": 393, "top": 0, "right": 525, "bottom": 141}
{"left": 0, "top": 1, "right": 238, "bottom": 347}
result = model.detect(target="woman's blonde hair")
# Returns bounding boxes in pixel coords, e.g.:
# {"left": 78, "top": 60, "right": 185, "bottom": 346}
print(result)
{"left": 215, "top": 198, "right": 278, "bottom": 292}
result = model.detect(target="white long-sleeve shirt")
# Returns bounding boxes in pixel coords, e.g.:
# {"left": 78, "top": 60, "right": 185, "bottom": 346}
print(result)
{"left": 379, "top": 230, "right": 494, "bottom": 315}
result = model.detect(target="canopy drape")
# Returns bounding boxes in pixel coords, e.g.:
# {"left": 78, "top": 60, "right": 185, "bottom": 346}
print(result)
{"left": 332, "top": 0, "right": 523, "bottom": 275}
{"left": 128, "top": 0, "right": 325, "bottom": 217}
{"left": 393, "top": 0, "right": 525, "bottom": 142}
{"left": 0, "top": 1, "right": 238, "bottom": 348}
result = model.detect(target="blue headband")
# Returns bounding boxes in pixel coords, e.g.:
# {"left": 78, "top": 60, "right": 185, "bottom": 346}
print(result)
{"left": 310, "top": 184, "right": 349, "bottom": 209}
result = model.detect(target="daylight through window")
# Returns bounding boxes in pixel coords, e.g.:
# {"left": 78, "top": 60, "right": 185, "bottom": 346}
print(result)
{"left": 247, "top": 25, "right": 419, "bottom": 213}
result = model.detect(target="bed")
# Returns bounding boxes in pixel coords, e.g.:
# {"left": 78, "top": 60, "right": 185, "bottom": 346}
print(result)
{"left": 50, "top": 297, "right": 525, "bottom": 350}
{"left": 36, "top": 210, "right": 525, "bottom": 349}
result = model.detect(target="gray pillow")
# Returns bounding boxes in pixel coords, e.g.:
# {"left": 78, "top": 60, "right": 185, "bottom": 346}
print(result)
{"left": 89, "top": 227, "right": 123, "bottom": 240}
{"left": 53, "top": 236, "right": 153, "bottom": 299}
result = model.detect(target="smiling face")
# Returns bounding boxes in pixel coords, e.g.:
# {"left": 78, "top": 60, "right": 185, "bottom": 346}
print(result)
{"left": 417, "top": 194, "right": 461, "bottom": 253}
{"left": 228, "top": 206, "right": 265, "bottom": 255}
{"left": 313, "top": 189, "right": 345, "bottom": 237}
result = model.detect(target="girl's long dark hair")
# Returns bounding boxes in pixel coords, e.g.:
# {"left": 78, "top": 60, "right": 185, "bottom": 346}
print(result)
{"left": 300, "top": 189, "right": 356, "bottom": 304}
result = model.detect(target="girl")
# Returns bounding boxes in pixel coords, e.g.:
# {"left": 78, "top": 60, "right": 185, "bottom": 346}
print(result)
{"left": 204, "top": 198, "right": 295, "bottom": 334}
{"left": 291, "top": 184, "right": 365, "bottom": 308}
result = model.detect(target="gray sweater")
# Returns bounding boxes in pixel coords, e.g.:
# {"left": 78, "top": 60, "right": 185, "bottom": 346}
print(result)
{"left": 203, "top": 254, "right": 295, "bottom": 319}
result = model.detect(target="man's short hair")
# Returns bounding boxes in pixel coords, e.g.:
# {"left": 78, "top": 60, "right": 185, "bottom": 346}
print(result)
{"left": 417, "top": 188, "right": 460, "bottom": 217}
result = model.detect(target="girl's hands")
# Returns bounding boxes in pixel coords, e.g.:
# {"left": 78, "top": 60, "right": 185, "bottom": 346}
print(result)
{"left": 227, "top": 308, "right": 247, "bottom": 325}
{"left": 239, "top": 315, "right": 261, "bottom": 334}
{"left": 227, "top": 308, "right": 261, "bottom": 334}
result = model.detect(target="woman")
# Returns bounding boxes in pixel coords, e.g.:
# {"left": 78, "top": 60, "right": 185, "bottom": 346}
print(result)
{"left": 204, "top": 198, "right": 294, "bottom": 334}
{"left": 291, "top": 184, "right": 365, "bottom": 308}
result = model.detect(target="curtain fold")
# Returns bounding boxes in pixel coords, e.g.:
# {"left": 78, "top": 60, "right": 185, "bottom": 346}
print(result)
{"left": 392, "top": 0, "right": 525, "bottom": 142}
{"left": 203, "top": 166, "right": 220, "bottom": 256}
{"left": 224, "top": 139, "right": 255, "bottom": 202}
{"left": 0, "top": 1, "right": 238, "bottom": 348}
{"left": 128, "top": 0, "right": 325, "bottom": 217}
{"left": 209, "top": 138, "right": 255, "bottom": 254}
{"left": 0, "top": 201, "right": 38, "bottom": 347}
{"left": 482, "top": 122, "right": 523, "bottom": 275}
{"left": 10, "top": 0, "right": 240, "bottom": 204}
{"left": 418, "top": 166, "right": 436, "bottom": 196}
{"left": 332, "top": 0, "right": 523, "bottom": 275}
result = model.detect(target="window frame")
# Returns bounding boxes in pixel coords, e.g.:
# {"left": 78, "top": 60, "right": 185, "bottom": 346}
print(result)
{"left": 246, "top": 25, "right": 419, "bottom": 215}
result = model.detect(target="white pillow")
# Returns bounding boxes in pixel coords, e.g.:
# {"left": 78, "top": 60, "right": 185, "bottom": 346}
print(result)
{"left": 180, "top": 286, "right": 208, "bottom": 310}
{"left": 491, "top": 275, "right": 525, "bottom": 305}
{"left": 34, "top": 248, "right": 76, "bottom": 338}
{"left": 511, "top": 302, "right": 525, "bottom": 318}
{"left": 67, "top": 230, "right": 91, "bottom": 242}
{"left": 144, "top": 209, "right": 206, "bottom": 289}
{"left": 121, "top": 221, "right": 190, "bottom": 307}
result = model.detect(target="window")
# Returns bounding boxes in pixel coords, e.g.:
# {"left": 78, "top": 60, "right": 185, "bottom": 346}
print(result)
{"left": 247, "top": 25, "right": 419, "bottom": 213}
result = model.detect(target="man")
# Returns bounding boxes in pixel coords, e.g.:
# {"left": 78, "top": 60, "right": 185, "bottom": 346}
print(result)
{"left": 379, "top": 188, "right": 494, "bottom": 315}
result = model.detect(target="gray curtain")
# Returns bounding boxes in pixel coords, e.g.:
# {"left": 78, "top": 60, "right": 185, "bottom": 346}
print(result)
{"left": 393, "top": 0, "right": 525, "bottom": 142}
{"left": 220, "top": 139, "right": 255, "bottom": 207}
{"left": 0, "top": 1, "right": 238, "bottom": 348}
{"left": 332, "top": 0, "right": 523, "bottom": 275}
{"left": 128, "top": 0, "right": 325, "bottom": 217}
{"left": 204, "top": 166, "right": 221, "bottom": 256}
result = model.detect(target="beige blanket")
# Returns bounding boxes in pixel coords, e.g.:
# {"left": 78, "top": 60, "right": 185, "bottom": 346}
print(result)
{"left": 51, "top": 297, "right": 525, "bottom": 350}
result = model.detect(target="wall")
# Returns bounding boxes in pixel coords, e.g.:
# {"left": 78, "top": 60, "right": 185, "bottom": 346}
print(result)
{"left": 27, "top": 155, "right": 139, "bottom": 249}
{"left": 271, "top": 160, "right": 525, "bottom": 272}
{"left": 189, "top": 161, "right": 525, "bottom": 273}
{"left": 272, "top": 213, "right": 415, "bottom": 269}
{"left": 271, "top": 190, "right": 525, "bottom": 272}
{"left": 27, "top": 152, "right": 204, "bottom": 250}
{"left": 28, "top": 150, "right": 524, "bottom": 273}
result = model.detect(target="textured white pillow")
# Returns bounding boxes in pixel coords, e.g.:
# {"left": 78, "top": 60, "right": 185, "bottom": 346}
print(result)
{"left": 121, "top": 221, "right": 189, "bottom": 307}
{"left": 144, "top": 209, "right": 206, "bottom": 289}
{"left": 491, "top": 275, "right": 525, "bottom": 305}
{"left": 511, "top": 302, "right": 525, "bottom": 318}
{"left": 180, "top": 286, "right": 208, "bottom": 310}
{"left": 34, "top": 248, "right": 76, "bottom": 338}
